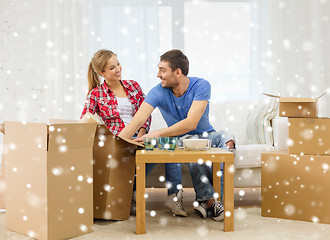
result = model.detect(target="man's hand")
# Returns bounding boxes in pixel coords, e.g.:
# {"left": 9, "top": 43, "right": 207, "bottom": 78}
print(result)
{"left": 119, "top": 102, "right": 154, "bottom": 139}
{"left": 225, "top": 140, "right": 235, "bottom": 150}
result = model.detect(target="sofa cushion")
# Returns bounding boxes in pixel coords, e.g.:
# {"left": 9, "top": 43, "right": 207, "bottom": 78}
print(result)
{"left": 246, "top": 99, "right": 279, "bottom": 145}
{"left": 234, "top": 144, "right": 275, "bottom": 169}
{"left": 209, "top": 101, "right": 260, "bottom": 145}
{"left": 272, "top": 117, "right": 289, "bottom": 150}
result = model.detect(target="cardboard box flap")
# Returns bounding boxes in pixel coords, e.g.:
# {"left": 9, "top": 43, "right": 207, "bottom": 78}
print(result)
{"left": 263, "top": 93, "right": 280, "bottom": 99}
{"left": 4, "top": 121, "right": 48, "bottom": 151}
{"left": 48, "top": 123, "right": 97, "bottom": 150}
{"left": 279, "top": 97, "right": 317, "bottom": 103}
{"left": 49, "top": 119, "right": 79, "bottom": 124}
{"left": 80, "top": 112, "right": 105, "bottom": 124}
{"left": 95, "top": 125, "right": 143, "bottom": 147}
{"left": 0, "top": 123, "right": 4, "bottom": 135}
{"left": 317, "top": 92, "right": 327, "bottom": 99}
{"left": 119, "top": 136, "right": 144, "bottom": 147}
{"left": 264, "top": 92, "right": 326, "bottom": 103}
{"left": 95, "top": 125, "right": 113, "bottom": 136}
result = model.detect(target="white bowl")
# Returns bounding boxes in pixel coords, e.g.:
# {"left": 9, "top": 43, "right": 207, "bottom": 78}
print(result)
{"left": 182, "top": 139, "right": 208, "bottom": 151}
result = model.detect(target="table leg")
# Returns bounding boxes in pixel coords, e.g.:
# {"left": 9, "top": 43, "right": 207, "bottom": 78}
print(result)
{"left": 212, "top": 162, "right": 221, "bottom": 201}
{"left": 223, "top": 162, "right": 234, "bottom": 232}
{"left": 136, "top": 162, "right": 146, "bottom": 234}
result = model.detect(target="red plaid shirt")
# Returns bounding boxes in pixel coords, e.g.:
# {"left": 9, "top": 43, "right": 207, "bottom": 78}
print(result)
{"left": 81, "top": 80, "right": 152, "bottom": 135}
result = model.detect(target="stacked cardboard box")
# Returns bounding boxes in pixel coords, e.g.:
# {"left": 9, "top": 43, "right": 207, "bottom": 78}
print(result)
{"left": 262, "top": 93, "right": 330, "bottom": 224}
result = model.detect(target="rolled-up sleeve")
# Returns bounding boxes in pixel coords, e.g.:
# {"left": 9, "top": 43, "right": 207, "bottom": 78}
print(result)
{"left": 141, "top": 114, "right": 152, "bottom": 133}
{"left": 81, "top": 90, "right": 98, "bottom": 119}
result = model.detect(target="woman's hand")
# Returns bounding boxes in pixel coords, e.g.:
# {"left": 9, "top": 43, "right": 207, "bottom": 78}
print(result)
{"left": 134, "top": 130, "right": 161, "bottom": 142}
{"left": 137, "top": 128, "right": 146, "bottom": 138}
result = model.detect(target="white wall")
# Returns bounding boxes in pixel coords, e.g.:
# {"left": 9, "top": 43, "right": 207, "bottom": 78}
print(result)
{"left": 0, "top": 0, "right": 49, "bottom": 122}
{"left": 0, "top": 0, "right": 160, "bottom": 123}
{"left": 250, "top": 0, "right": 330, "bottom": 117}
{"left": 1, "top": 0, "right": 329, "bottom": 125}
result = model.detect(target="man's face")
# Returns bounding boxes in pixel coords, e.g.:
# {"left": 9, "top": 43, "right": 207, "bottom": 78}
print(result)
{"left": 157, "top": 61, "right": 179, "bottom": 88}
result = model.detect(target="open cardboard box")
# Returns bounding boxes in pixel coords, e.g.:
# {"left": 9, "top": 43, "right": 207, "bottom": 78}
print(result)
{"left": 288, "top": 118, "right": 330, "bottom": 155}
{"left": 53, "top": 114, "right": 143, "bottom": 220}
{"left": 263, "top": 93, "right": 326, "bottom": 118}
{"left": 4, "top": 121, "right": 96, "bottom": 240}
{"left": 262, "top": 151, "right": 330, "bottom": 224}
{"left": 92, "top": 125, "right": 141, "bottom": 220}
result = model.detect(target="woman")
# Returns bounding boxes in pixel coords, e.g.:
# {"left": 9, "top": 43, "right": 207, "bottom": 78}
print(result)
{"left": 81, "top": 49, "right": 186, "bottom": 217}
{"left": 81, "top": 49, "right": 150, "bottom": 137}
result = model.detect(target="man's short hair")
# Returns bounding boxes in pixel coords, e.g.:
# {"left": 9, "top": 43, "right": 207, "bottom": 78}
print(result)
{"left": 160, "top": 49, "right": 189, "bottom": 76}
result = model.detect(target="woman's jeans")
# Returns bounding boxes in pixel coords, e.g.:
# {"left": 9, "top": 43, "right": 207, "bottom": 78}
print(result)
{"left": 133, "top": 163, "right": 182, "bottom": 196}
{"left": 188, "top": 130, "right": 235, "bottom": 202}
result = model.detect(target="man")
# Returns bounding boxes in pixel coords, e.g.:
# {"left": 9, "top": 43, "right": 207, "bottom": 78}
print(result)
{"left": 119, "top": 49, "right": 235, "bottom": 221}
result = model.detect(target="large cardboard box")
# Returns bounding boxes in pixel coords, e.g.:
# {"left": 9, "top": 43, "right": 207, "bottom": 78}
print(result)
{"left": 264, "top": 93, "right": 326, "bottom": 118}
{"left": 92, "top": 125, "right": 141, "bottom": 220}
{"left": 4, "top": 121, "right": 96, "bottom": 240}
{"left": 50, "top": 117, "right": 142, "bottom": 220}
{"left": 288, "top": 118, "right": 330, "bottom": 155}
{"left": 262, "top": 151, "right": 330, "bottom": 224}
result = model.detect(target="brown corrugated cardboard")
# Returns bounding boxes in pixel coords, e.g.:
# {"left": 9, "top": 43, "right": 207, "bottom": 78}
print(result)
{"left": 288, "top": 118, "right": 330, "bottom": 155}
{"left": 263, "top": 93, "right": 326, "bottom": 117}
{"left": 50, "top": 117, "right": 143, "bottom": 220}
{"left": 0, "top": 123, "right": 4, "bottom": 134}
{"left": 4, "top": 121, "right": 96, "bottom": 240}
{"left": 261, "top": 151, "right": 330, "bottom": 224}
{"left": 0, "top": 160, "right": 5, "bottom": 210}
{"left": 93, "top": 125, "right": 141, "bottom": 220}
{"left": 0, "top": 124, "right": 5, "bottom": 209}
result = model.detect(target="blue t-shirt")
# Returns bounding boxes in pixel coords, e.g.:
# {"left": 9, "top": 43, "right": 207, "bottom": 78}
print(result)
{"left": 145, "top": 77, "right": 215, "bottom": 136}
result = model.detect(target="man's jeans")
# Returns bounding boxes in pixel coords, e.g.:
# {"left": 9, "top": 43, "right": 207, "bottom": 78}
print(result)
{"left": 188, "top": 130, "right": 235, "bottom": 202}
{"left": 133, "top": 163, "right": 182, "bottom": 196}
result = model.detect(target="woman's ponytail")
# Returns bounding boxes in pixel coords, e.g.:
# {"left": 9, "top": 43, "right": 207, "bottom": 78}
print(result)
{"left": 87, "top": 49, "right": 116, "bottom": 95}
{"left": 87, "top": 62, "right": 100, "bottom": 94}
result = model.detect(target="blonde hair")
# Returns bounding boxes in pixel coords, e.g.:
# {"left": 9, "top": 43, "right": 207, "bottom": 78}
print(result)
{"left": 87, "top": 49, "right": 116, "bottom": 93}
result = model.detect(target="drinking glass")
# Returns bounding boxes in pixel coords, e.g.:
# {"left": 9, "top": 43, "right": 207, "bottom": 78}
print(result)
{"left": 165, "top": 137, "right": 178, "bottom": 151}
{"left": 157, "top": 137, "right": 166, "bottom": 150}
{"left": 143, "top": 137, "right": 157, "bottom": 151}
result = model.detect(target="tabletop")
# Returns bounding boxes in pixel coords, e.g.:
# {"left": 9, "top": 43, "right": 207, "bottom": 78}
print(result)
{"left": 135, "top": 148, "right": 234, "bottom": 163}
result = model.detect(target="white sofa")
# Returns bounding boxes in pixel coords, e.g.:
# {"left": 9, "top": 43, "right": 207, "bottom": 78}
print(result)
{"left": 145, "top": 100, "right": 288, "bottom": 203}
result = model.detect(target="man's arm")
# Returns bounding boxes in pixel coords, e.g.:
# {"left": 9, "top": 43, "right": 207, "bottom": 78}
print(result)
{"left": 136, "top": 100, "right": 208, "bottom": 140}
{"left": 119, "top": 102, "right": 155, "bottom": 138}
